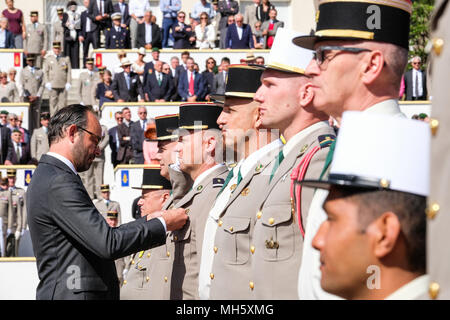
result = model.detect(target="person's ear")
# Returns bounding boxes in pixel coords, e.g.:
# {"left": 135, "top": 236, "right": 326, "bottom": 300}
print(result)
{"left": 361, "top": 50, "right": 384, "bottom": 85}
{"left": 67, "top": 124, "right": 78, "bottom": 144}
{"left": 366, "top": 211, "right": 401, "bottom": 259}
{"left": 160, "top": 191, "right": 170, "bottom": 205}
{"left": 299, "top": 82, "right": 314, "bottom": 108}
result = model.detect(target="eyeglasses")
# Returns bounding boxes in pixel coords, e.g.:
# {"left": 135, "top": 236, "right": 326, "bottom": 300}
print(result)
{"left": 138, "top": 111, "right": 147, "bottom": 114}
{"left": 178, "top": 15, "right": 185, "bottom": 18}
{"left": 412, "top": 62, "right": 420, "bottom": 65}
{"left": 207, "top": 61, "right": 215, "bottom": 64}
{"left": 77, "top": 126, "right": 102, "bottom": 146}
{"left": 200, "top": 17, "right": 208, "bottom": 20}
{"left": 313, "top": 46, "right": 372, "bottom": 66}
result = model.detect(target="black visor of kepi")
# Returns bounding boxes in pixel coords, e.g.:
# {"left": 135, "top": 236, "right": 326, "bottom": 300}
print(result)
{"left": 293, "top": 0, "right": 412, "bottom": 50}
{"left": 132, "top": 166, "right": 172, "bottom": 190}
{"left": 299, "top": 173, "right": 392, "bottom": 192}
{"left": 177, "top": 103, "right": 222, "bottom": 130}
{"left": 155, "top": 114, "right": 179, "bottom": 141}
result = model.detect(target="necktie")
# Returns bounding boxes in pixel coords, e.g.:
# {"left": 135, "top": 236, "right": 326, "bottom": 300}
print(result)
{"left": 269, "top": 150, "right": 285, "bottom": 182}
{"left": 414, "top": 71, "right": 419, "bottom": 98}
{"left": 217, "top": 169, "right": 234, "bottom": 198}
{"left": 142, "top": 120, "right": 146, "bottom": 131}
{"left": 158, "top": 73, "right": 162, "bottom": 86}
{"left": 106, "top": 200, "right": 110, "bottom": 208}
{"left": 319, "top": 140, "right": 336, "bottom": 180}
{"left": 189, "top": 72, "right": 195, "bottom": 96}
{"left": 237, "top": 168, "right": 243, "bottom": 185}
{"left": 125, "top": 73, "right": 130, "bottom": 90}
{"left": 16, "top": 143, "right": 21, "bottom": 160}
{"left": 100, "top": 0, "right": 103, "bottom": 15}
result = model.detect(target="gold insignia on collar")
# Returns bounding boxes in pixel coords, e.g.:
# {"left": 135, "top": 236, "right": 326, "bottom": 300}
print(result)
{"left": 197, "top": 185, "right": 203, "bottom": 191}
{"left": 241, "top": 187, "right": 250, "bottom": 196}
{"left": 301, "top": 144, "right": 309, "bottom": 153}
{"left": 255, "top": 164, "right": 263, "bottom": 172}
{"left": 230, "top": 184, "right": 237, "bottom": 191}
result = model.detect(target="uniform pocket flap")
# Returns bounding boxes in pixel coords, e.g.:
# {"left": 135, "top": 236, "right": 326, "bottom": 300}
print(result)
{"left": 260, "top": 204, "right": 292, "bottom": 227}
{"left": 223, "top": 217, "right": 250, "bottom": 234}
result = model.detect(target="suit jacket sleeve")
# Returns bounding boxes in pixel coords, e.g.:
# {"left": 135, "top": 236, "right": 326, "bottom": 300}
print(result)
{"left": 152, "top": 24, "right": 162, "bottom": 48}
{"left": 164, "top": 75, "right": 173, "bottom": 101}
{"left": 48, "top": 173, "right": 166, "bottom": 259}
{"left": 112, "top": 75, "right": 120, "bottom": 100}
{"left": 225, "top": 26, "right": 232, "bottom": 48}
{"left": 178, "top": 73, "right": 187, "bottom": 100}
{"left": 136, "top": 23, "right": 144, "bottom": 48}
{"left": 130, "top": 122, "right": 142, "bottom": 153}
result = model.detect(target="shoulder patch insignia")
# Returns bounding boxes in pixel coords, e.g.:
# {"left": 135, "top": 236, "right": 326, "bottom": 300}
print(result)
{"left": 213, "top": 178, "right": 225, "bottom": 188}
{"left": 318, "top": 135, "right": 336, "bottom": 149}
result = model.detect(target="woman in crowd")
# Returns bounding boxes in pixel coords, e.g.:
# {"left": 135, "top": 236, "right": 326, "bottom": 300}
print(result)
{"left": 0, "top": 71, "right": 19, "bottom": 102}
{"left": 8, "top": 67, "right": 21, "bottom": 96}
{"left": 132, "top": 47, "right": 147, "bottom": 84}
{"left": 96, "top": 69, "right": 115, "bottom": 107}
{"left": 257, "top": 0, "right": 275, "bottom": 23}
{"left": 252, "top": 21, "right": 264, "bottom": 49}
{"left": 195, "top": 12, "right": 216, "bottom": 49}
{"left": 201, "top": 57, "right": 216, "bottom": 101}
{"left": 2, "top": 0, "right": 25, "bottom": 48}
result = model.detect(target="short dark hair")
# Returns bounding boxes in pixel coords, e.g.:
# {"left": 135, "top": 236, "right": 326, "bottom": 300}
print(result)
{"left": 221, "top": 57, "right": 230, "bottom": 64}
{"left": 48, "top": 104, "right": 92, "bottom": 145}
{"left": 334, "top": 187, "right": 426, "bottom": 273}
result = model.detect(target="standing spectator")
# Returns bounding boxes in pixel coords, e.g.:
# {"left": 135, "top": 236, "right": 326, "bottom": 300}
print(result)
{"left": 212, "top": 56, "right": 229, "bottom": 94}
{"left": 43, "top": 42, "right": 72, "bottom": 116}
{"left": 256, "top": 0, "right": 274, "bottom": 23}
{"left": 404, "top": 56, "right": 428, "bottom": 101}
{"left": 6, "top": 112, "right": 18, "bottom": 131}
{"left": 172, "top": 11, "right": 195, "bottom": 49}
{"left": 0, "top": 72, "right": 19, "bottom": 102}
{"left": 195, "top": 12, "right": 216, "bottom": 49}
{"left": 225, "top": 13, "right": 254, "bottom": 49}
{"left": 202, "top": 57, "right": 216, "bottom": 100}
{"left": 129, "top": 0, "right": 151, "bottom": 49}
{"left": 252, "top": 20, "right": 264, "bottom": 48}
{"left": 96, "top": 69, "right": 115, "bottom": 107}
{"left": 2, "top": 0, "right": 25, "bottom": 49}
{"left": 144, "top": 60, "right": 173, "bottom": 102}
{"left": 105, "top": 12, "right": 131, "bottom": 49}
{"left": 79, "top": 0, "right": 98, "bottom": 67}
{"left": 53, "top": 8, "right": 65, "bottom": 56}
{"left": 112, "top": 58, "right": 144, "bottom": 102}
{"left": 30, "top": 112, "right": 49, "bottom": 163}
{"left": 21, "top": 55, "right": 44, "bottom": 132}
{"left": 108, "top": 111, "right": 123, "bottom": 168}
{"left": 218, "top": 0, "right": 239, "bottom": 31}
{"left": 117, "top": 107, "right": 134, "bottom": 164}
{"left": 261, "top": 8, "right": 283, "bottom": 49}
{"left": 211, "top": 1, "right": 221, "bottom": 47}
{"left": 136, "top": 10, "right": 162, "bottom": 49}
{"left": 7, "top": 129, "right": 31, "bottom": 164}
{"left": 132, "top": 47, "right": 147, "bottom": 83}
{"left": 78, "top": 58, "right": 100, "bottom": 108}
{"left": 191, "top": 0, "right": 216, "bottom": 22}
{"left": 178, "top": 57, "right": 205, "bottom": 102}
{"left": 0, "top": 17, "right": 15, "bottom": 48}
{"left": 160, "top": 0, "right": 181, "bottom": 48}
{"left": 219, "top": 14, "right": 234, "bottom": 49}
{"left": 244, "top": 0, "right": 260, "bottom": 33}
{"left": 62, "top": 1, "right": 81, "bottom": 69}
{"left": 23, "top": 11, "right": 48, "bottom": 69}
{"left": 113, "top": 0, "right": 131, "bottom": 29}
{"left": 88, "top": 0, "right": 114, "bottom": 40}
{"left": 130, "top": 106, "right": 148, "bottom": 164}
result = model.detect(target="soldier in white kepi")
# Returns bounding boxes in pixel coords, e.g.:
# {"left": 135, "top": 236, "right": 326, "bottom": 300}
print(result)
{"left": 298, "top": 111, "right": 429, "bottom": 300}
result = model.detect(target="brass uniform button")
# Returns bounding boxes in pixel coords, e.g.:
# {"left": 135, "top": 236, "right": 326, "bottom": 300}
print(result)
{"left": 218, "top": 220, "right": 223, "bottom": 227}
{"left": 379, "top": 178, "right": 390, "bottom": 188}
{"left": 214, "top": 246, "right": 218, "bottom": 254}
{"left": 185, "top": 208, "right": 190, "bottom": 214}
{"left": 426, "top": 203, "right": 440, "bottom": 220}
{"left": 210, "top": 273, "right": 214, "bottom": 280}
{"left": 146, "top": 276, "right": 150, "bottom": 282}
{"left": 432, "top": 38, "right": 444, "bottom": 56}
{"left": 268, "top": 218, "right": 275, "bottom": 225}
{"left": 164, "top": 276, "right": 168, "bottom": 282}
{"left": 174, "top": 236, "right": 178, "bottom": 241}
{"left": 430, "top": 118, "right": 439, "bottom": 136}
{"left": 429, "top": 282, "right": 440, "bottom": 299}
{"left": 131, "top": 260, "right": 135, "bottom": 265}
{"left": 249, "top": 282, "right": 254, "bottom": 290}
{"left": 229, "top": 226, "right": 233, "bottom": 232}
{"left": 230, "top": 184, "right": 237, "bottom": 191}
{"left": 256, "top": 211, "right": 262, "bottom": 219}
{"left": 166, "top": 251, "right": 170, "bottom": 257}
{"left": 301, "top": 144, "right": 309, "bottom": 153}
{"left": 123, "top": 280, "right": 127, "bottom": 285}
{"left": 147, "top": 253, "right": 151, "bottom": 258}
{"left": 138, "top": 265, "right": 142, "bottom": 270}
{"left": 250, "top": 245, "right": 255, "bottom": 254}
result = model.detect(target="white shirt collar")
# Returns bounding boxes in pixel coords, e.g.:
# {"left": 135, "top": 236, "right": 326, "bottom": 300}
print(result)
{"left": 364, "top": 99, "right": 405, "bottom": 118}
{"left": 241, "top": 139, "right": 282, "bottom": 178}
{"left": 193, "top": 164, "right": 224, "bottom": 189}
{"left": 385, "top": 274, "right": 429, "bottom": 300}
{"left": 47, "top": 152, "right": 78, "bottom": 175}
{"left": 283, "top": 121, "right": 329, "bottom": 157}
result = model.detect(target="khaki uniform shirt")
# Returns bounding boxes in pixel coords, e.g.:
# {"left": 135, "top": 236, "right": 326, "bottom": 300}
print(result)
{"left": 43, "top": 55, "right": 72, "bottom": 89}
{"left": 8, "top": 187, "right": 26, "bottom": 233}
{"left": 78, "top": 71, "right": 100, "bottom": 106}
{"left": 20, "top": 66, "right": 44, "bottom": 98}
{"left": 30, "top": 126, "right": 49, "bottom": 161}
{"left": 94, "top": 199, "right": 122, "bottom": 225}
{"left": 24, "top": 23, "right": 48, "bottom": 54}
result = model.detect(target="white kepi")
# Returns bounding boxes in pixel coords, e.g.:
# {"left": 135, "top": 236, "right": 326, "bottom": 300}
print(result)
{"left": 265, "top": 28, "right": 314, "bottom": 74}
{"left": 301, "top": 111, "right": 430, "bottom": 197}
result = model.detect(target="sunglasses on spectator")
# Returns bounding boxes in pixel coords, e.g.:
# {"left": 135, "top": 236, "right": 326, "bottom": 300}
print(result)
{"left": 412, "top": 62, "right": 420, "bottom": 65}
{"left": 200, "top": 17, "right": 208, "bottom": 20}
{"left": 178, "top": 15, "right": 185, "bottom": 18}
{"left": 138, "top": 111, "right": 147, "bottom": 114}
{"left": 116, "top": 117, "right": 123, "bottom": 121}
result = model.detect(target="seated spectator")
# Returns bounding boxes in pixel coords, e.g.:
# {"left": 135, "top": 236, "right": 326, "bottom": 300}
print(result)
{"left": 112, "top": 58, "right": 145, "bottom": 102}
{"left": 6, "top": 112, "right": 18, "bottom": 131}
{"left": 168, "top": 57, "right": 181, "bottom": 101}
{"left": 8, "top": 68, "right": 22, "bottom": 97}
{"left": 191, "top": 0, "right": 216, "bottom": 22}
{"left": 7, "top": 129, "right": 31, "bottom": 164}
{"left": 96, "top": 69, "right": 115, "bottom": 107}
{"left": 136, "top": 10, "right": 162, "bottom": 50}
{"left": 261, "top": 8, "right": 283, "bottom": 49}
{"left": 133, "top": 47, "right": 147, "bottom": 83}
{"left": 0, "top": 72, "right": 19, "bottom": 102}
{"left": 178, "top": 57, "right": 205, "bottom": 102}
{"left": 195, "top": 12, "right": 216, "bottom": 49}
{"left": 202, "top": 57, "right": 216, "bottom": 101}
{"left": 0, "top": 110, "right": 8, "bottom": 126}
{"left": 144, "top": 60, "right": 173, "bottom": 102}
{"left": 240, "top": 52, "right": 256, "bottom": 64}
{"left": 0, "top": 17, "right": 14, "bottom": 48}
{"left": 172, "top": 11, "right": 195, "bottom": 49}
{"left": 418, "top": 113, "right": 430, "bottom": 123}
{"left": 255, "top": 56, "right": 265, "bottom": 65}
{"left": 212, "top": 57, "right": 230, "bottom": 94}
{"left": 226, "top": 14, "right": 254, "bottom": 49}
{"left": 220, "top": 14, "right": 234, "bottom": 49}
{"left": 257, "top": 0, "right": 275, "bottom": 23}
{"left": 252, "top": 20, "right": 264, "bottom": 49}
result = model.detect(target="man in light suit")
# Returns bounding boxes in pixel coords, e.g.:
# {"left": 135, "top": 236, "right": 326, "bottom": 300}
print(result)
{"left": 144, "top": 60, "right": 173, "bottom": 102}
{"left": 243, "top": 0, "right": 260, "bottom": 33}
{"left": 30, "top": 112, "right": 50, "bottom": 163}
{"left": 112, "top": 58, "right": 144, "bottom": 102}
{"left": 94, "top": 184, "right": 121, "bottom": 224}
{"left": 225, "top": 14, "right": 254, "bottom": 49}
{"left": 404, "top": 56, "right": 428, "bottom": 100}
{"left": 26, "top": 104, "right": 188, "bottom": 300}
{"left": 24, "top": 11, "right": 48, "bottom": 69}
{"left": 178, "top": 57, "right": 206, "bottom": 102}
{"left": 129, "top": 106, "right": 148, "bottom": 164}
{"left": 136, "top": 10, "right": 162, "bottom": 50}
{"left": 212, "top": 57, "right": 229, "bottom": 94}
{"left": 261, "top": 9, "right": 284, "bottom": 49}
{"left": 21, "top": 55, "right": 44, "bottom": 132}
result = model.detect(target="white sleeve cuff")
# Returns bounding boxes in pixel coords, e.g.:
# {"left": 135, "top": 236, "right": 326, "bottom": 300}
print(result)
{"left": 157, "top": 216, "right": 167, "bottom": 233}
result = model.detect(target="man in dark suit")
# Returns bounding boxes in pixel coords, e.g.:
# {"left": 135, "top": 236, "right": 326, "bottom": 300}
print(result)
{"left": 136, "top": 10, "right": 162, "bottom": 49}
{"left": 105, "top": 13, "right": 131, "bottom": 49}
{"left": 88, "top": 0, "right": 114, "bottom": 36}
{"left": 178, "top": 57, "right": 206, "bottom": 102}
{"left": 212, "top": 57, "right": 230, "bottom": 94}
{"left": 26, "top": 104, "right": 188, "bottom": 300}
{"left": 144, "top": 61, "right": 173, "bottom": 102}
{"left": 404, "top": 56, "right": 428, "bottom": 101}
{"left": 79, "top": 0, "right": 99, "bottom": 67}
{"left": 7, "top": 129, "right": 31, "bottom": 164}
{"left": 225, "top": 14, "right": 254, "bottom": 49}
{"left": 129, "top": 106, "right": 148, "bottom": 164}
{"left": 108, "top": 111, "right": 123, "bottom": 168}
{"left": 116, "top": 107, "right": 134, "bottom": 164}
{"left": 0, "top": 125, "right": 13, "bottom": 164}
{"left": 113, "top": 0, "right": 130, "bottom": 28}
{"left": 171, "top": 11, "right": 195, "bottom": 49}
{"left": 218, "top": 0, "right": 239, "bottom": 31}
{"left": 112, "top": 58, "right": 145, "bottom": 102}
{"left": 0, "top": 17, "right": 15, "bottom": 48}
{"left": 142, "top": 48, "right": 161, "bottom": 86}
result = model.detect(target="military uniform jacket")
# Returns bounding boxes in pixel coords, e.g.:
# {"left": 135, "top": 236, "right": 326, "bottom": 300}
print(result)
{"left": 78, "top": 71, "right": 100, "bottom": 106}
{"left": 105, "top": 26, "right": 130, "bottom": 49}
{"left": 30, "top": 126, "right": 49, "bottom": 161}
{"left": 43, "top": 55, "right": 72, "bottom": 89}
{"left": 0, "top": 189, "right": 11, "bottom": 236}
{"left": 248, "top": 123, "right": 335, "bottom": 299}
{"left": 20, "top": 66, "right": 44, "bottom": 98}
{"left": 52, "top": 20, "right": 65, "bottom": 51}
{"left": 209, "top": 143, "right": 281, "bottom": 300}
{"left": 427, "top": 0, "right": 450, "bottom": 300}
{"left": 120, "top": 166, "right": 193, "bottom": 300}
{"left": 170, "top": 164, "right": 228, "bottom": 300}
{"left": 24, "top": 23, "right": 48, "bottom": 54}
{"left": 94, "top": 199, "right": 122, "bottom": 225}
{"left": 8, "top": 187, "right": 26, "bottom": 232}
